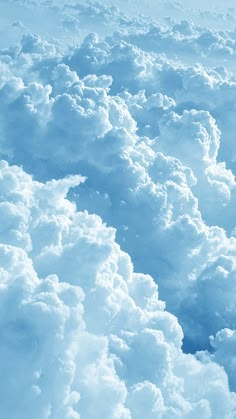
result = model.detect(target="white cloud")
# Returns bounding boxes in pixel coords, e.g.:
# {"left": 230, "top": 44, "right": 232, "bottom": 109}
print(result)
{"left": 0, "top": 160, "right": 235, "bottom": 418}
{"left": 1, "top": 3, "right": 236, "bottom": 415}
{"left": 1, "top": 34, "right": 236, "bottom": 355}
{"left": 210, "top": 328, "right": 236, "bottom": 391}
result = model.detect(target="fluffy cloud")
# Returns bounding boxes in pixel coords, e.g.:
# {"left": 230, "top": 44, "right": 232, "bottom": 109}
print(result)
{"left": 210, "top": 328, "right": 236, "bottom": 391}
{"left": 0, "top": 160, "right": 236, "bottom": 418}
{"left": 1, "top": 2, "right": 236, "bottom": 415}
{"left": 156, "top": 109, "right": 236, "bottom": 229}
{"left": 1, "top": 30, "right": 236, "bottom": 353}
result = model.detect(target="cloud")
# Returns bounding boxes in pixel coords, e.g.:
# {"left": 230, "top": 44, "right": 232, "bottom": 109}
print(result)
{"left": 1, "top": 3, "right": 236, "bottom": 414}
{"left": 0, "top": 160, "right": 236, "bottom": 418}
{"left": 121, "top": 18, "right": 236, "bottom": 63}
{"left": 210, "top": 328, "right": 236, "bottom": 391}
{"left": 1, "top": 31, "right": 236, "bottom": 356}
{"left": 156, "top": 108, "right": 236, "bottom": 229}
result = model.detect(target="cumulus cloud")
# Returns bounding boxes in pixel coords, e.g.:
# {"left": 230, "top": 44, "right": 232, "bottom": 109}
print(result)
{"left": 0, "top": 160, "right": 236, "bottom": 418}
{"left": 1, "top": 28, "right": 236, "bottom": 353}
{"left": 1, "top": 1, "right": 236, "bottom": 416}
{"left": 210, "top": 328, "right": 236, "bottom": 391}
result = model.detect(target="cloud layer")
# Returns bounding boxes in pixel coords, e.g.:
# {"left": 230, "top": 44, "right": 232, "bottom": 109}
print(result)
{"left": 0, "top": 160, "right": 236, "bottom": 418}
{"left": 1, "top": 1, "right": 236, "bottom": 417}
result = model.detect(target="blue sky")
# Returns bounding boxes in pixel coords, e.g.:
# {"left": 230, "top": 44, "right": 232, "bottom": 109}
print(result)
{"left": 1, "top": 1, "right": 236, "bottom": 418}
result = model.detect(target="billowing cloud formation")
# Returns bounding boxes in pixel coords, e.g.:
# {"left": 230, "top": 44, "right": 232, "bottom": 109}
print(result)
{"left": 0, "top": 160, "right": 236, "bottom": 418}
{"left": 1, "top": 31, "right": 236, "bottom": 348}
{"left": 1, "top": 1, "right": 236, "bottom": 416}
